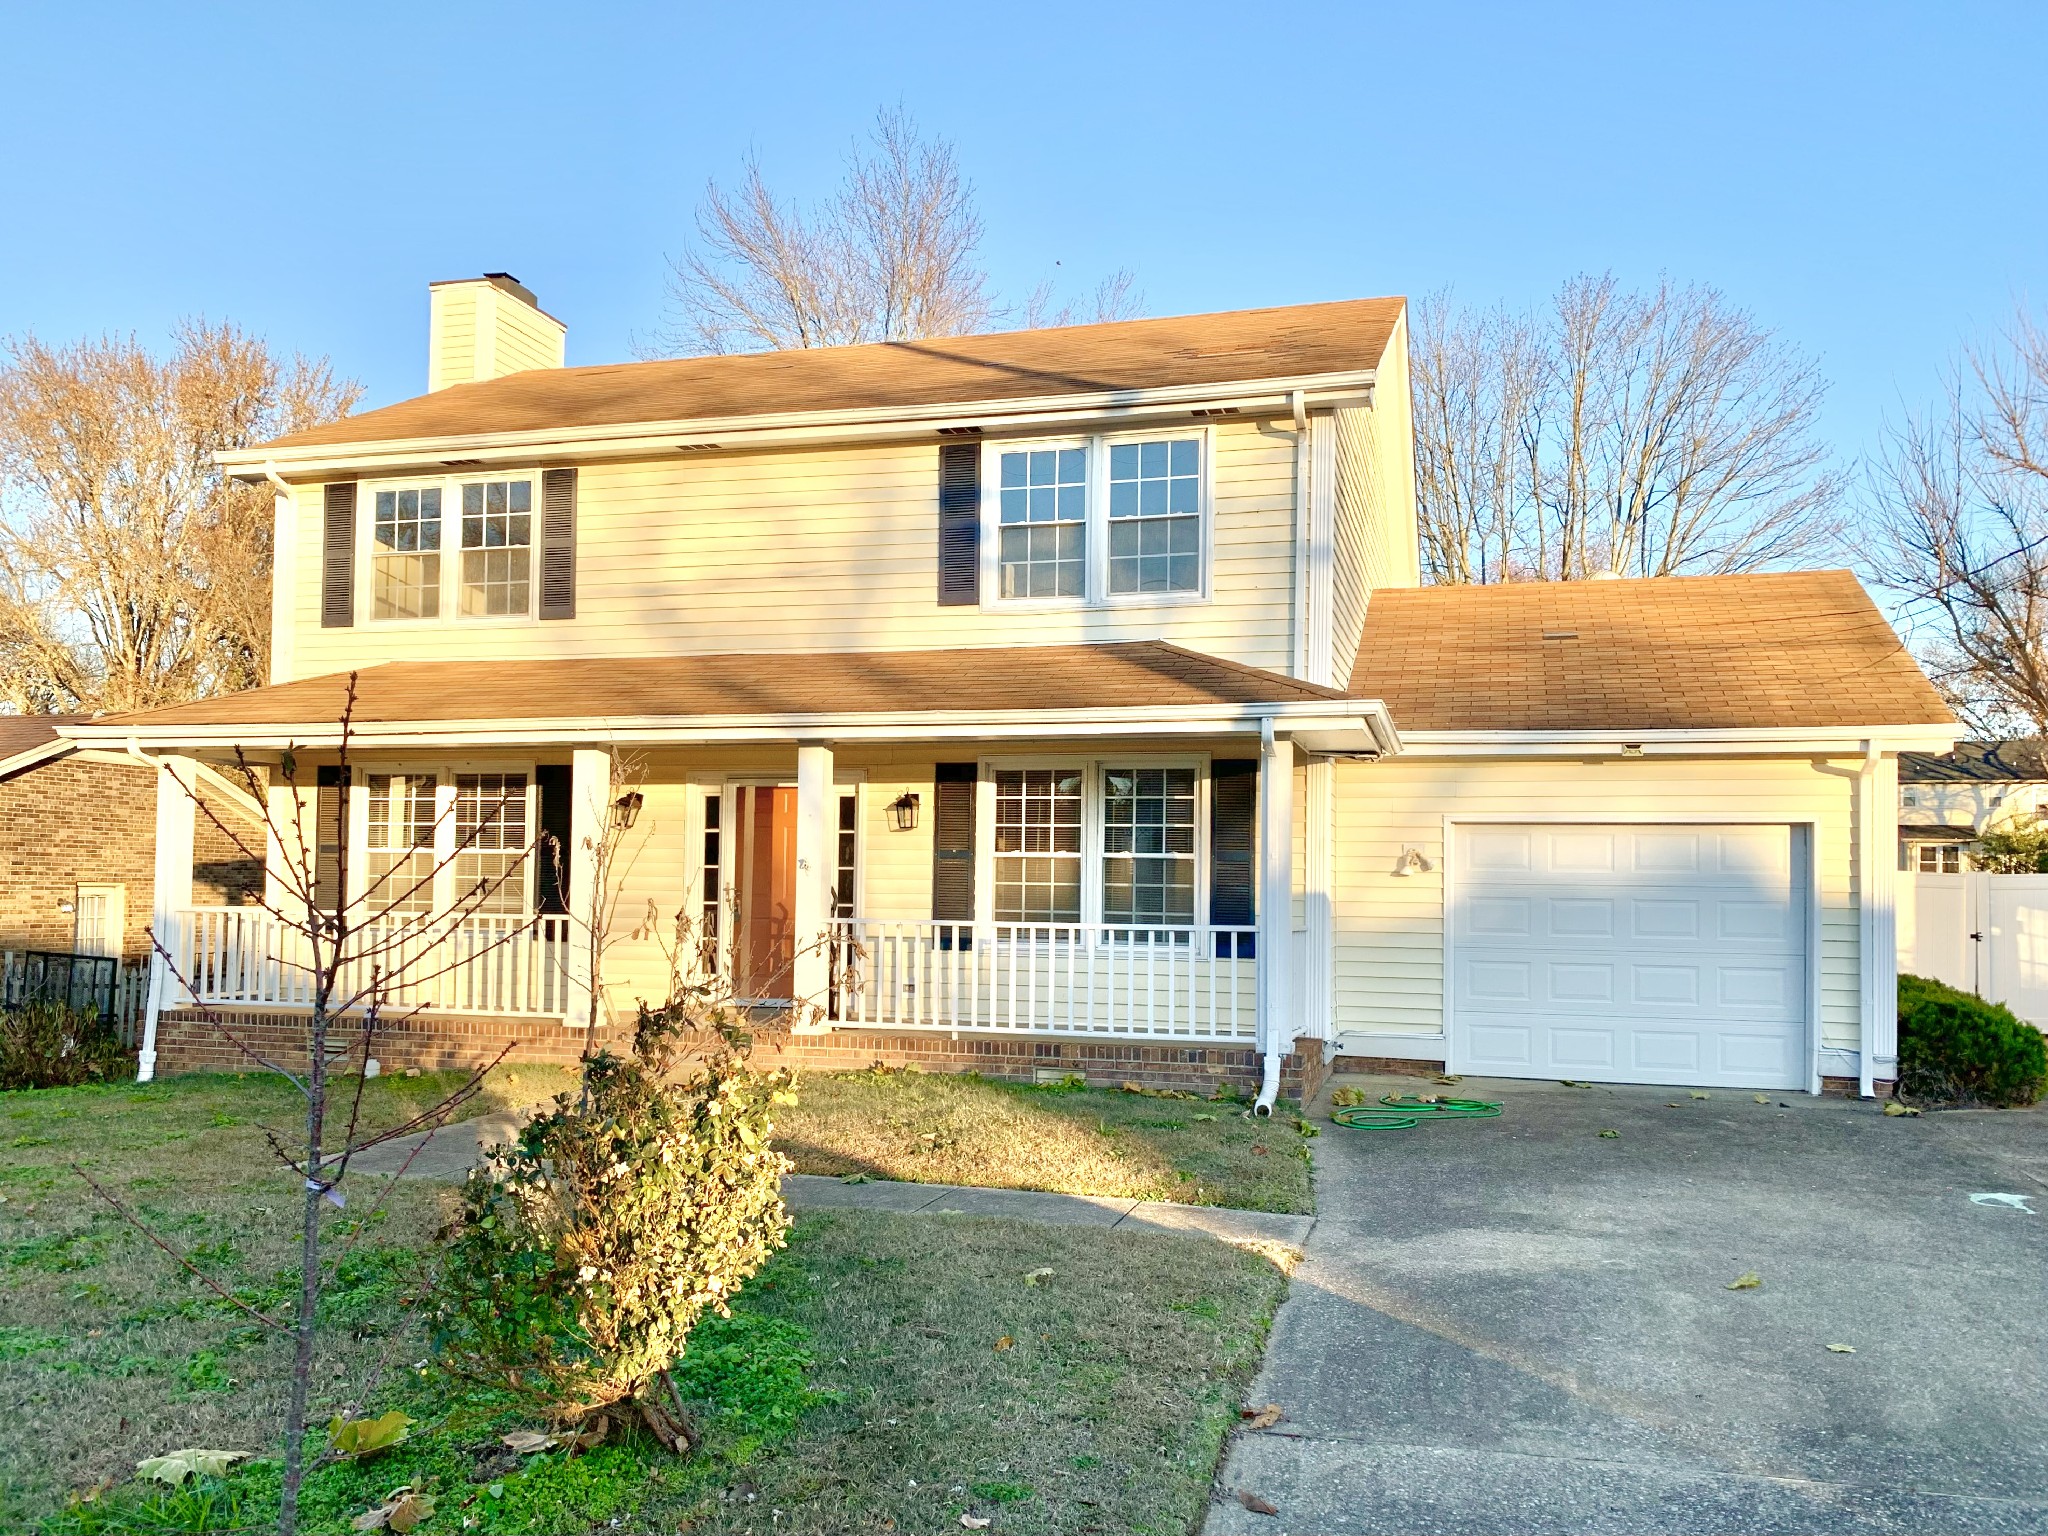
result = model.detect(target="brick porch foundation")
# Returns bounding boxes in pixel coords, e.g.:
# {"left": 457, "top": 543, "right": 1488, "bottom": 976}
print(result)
{"left": 151, "top": 1009, "right": 1332, "bottom": 1104}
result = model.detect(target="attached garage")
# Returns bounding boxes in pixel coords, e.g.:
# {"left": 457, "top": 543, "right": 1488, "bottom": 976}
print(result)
{"left": 1447, "top": 822, "right": 1809, "bottom": 1090}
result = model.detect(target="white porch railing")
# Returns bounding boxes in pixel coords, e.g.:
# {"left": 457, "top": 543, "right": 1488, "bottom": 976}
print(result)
{"left": 171, "top": 907, "right": 574, "bottom": 1018}
{"left": 828, "top": 920, "right": 1258, "bottom": 1041}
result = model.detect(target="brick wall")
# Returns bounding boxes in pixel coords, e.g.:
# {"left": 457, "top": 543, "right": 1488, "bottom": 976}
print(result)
{"left": 151, "top": 1007, "right": 1330, "bottom": 1102}
{"left": 0, "top": 757, "right": 264, "bottom": 963}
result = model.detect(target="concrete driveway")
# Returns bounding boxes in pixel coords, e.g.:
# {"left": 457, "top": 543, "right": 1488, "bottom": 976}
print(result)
{"left": 1207, "top": 1075, "right": 2048, "bottom": 1535}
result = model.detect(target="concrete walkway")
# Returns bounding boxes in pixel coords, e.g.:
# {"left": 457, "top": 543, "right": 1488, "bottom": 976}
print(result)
{"left": 346, "top": 1105, "right": 1315, "bottom": 1248}
{"left": 1203, "top": 1073, "right": 2048, "bottom": 1535}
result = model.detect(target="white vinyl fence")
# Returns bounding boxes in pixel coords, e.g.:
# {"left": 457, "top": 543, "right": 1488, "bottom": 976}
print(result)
{"left": 1899, "top": 872, "right": 2048, "bottom": 1029}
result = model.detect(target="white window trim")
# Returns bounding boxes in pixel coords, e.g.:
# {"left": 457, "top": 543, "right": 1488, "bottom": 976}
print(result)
{"left": 344, "top": 760, "right": 539, "bottom": 917}
{"left": 976, "top": 753, "right": 1212, "bottom": 933}
{"left": 978, "top": 426, "right": 1214, "bottom": 612}
{"left": 356, "top": 469, "right": 545, "bottom": 628}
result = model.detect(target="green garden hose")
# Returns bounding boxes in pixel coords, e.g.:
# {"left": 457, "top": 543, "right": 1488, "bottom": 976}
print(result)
{"left": 1329, "top": 1094, "right": 1504, "bottom": 1131}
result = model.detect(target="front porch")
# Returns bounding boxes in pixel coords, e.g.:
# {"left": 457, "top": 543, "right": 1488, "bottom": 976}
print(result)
{"left": 97, "top": 645, "right": 1390, "bottom": 1089}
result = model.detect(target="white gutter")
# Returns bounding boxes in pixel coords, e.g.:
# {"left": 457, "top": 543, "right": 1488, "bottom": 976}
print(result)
{"left": 65, "top": 698, "right": 1401, "bottom": 756}
{"left": 1401, "top": 725, "right": 1960, "bottom": 757}
{"left": 215, "top": 371, "right": 1380, "bottom": 479}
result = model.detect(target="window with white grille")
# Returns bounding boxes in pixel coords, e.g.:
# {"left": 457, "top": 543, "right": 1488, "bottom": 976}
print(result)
{"left": 993, "top": 769, "right": 1084, "bottom": 924}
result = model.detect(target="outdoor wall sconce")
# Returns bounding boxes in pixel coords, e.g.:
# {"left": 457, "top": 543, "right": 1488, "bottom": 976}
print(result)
{"left": 611, "top": 791, "right": 645, "bottom": 830}
{"left": 889, "top": 792, "right": 920, "bottom": 832}
{"left": 1391, "top": 847, "right": 1435, "bottom": 877}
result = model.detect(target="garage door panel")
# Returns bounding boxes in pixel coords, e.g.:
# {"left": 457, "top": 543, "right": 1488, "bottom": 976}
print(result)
{"left": 1452, "top": 823, "right": 1805, "bottom": 1090}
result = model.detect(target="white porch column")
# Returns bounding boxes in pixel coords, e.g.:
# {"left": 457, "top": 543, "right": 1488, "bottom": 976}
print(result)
{"left": 568, "top": 748, "right": 610, "bottom": 1031}
{"left": 1303, "top": 755, "right": 1334, "bottom": 1043}
{"left": 791, "top": 743, "right": 835, "bottom": 1025}
{"left": 1258, "top": 724, "right": 1297, "bottom": 1063}
{"left": 1857, "top": 749, "right": 1900, "bottom": 1097}
{"left": 140, "top": 755, "right": 199, "bottom": 1082}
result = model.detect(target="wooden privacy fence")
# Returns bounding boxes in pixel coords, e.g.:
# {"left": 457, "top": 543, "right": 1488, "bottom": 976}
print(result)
{"left": 1, "top": 950, "right": 152, "bottom": 1046}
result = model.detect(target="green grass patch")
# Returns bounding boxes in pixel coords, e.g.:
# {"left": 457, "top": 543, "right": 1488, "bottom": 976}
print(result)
{"left": 776, "top": 1066, "right": 1315, "bottom": 1213}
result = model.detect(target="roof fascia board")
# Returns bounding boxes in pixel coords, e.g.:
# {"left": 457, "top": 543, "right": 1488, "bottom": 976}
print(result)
{"left": 67, "top": 699, "right": 1396, "bottom": 754}
{"left": 0, "top": 737, "right": 75, "bottom": 783}
{"left": 216, "top": 370, "right": 1378, "bottom": 477}
{"left": 1401, "top": 725, "right": 1960, "bottom": 756}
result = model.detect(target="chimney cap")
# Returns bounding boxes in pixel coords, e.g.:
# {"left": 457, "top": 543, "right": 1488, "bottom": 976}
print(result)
{"left": 430, "top": 272, "right": 542, "bottom": 310}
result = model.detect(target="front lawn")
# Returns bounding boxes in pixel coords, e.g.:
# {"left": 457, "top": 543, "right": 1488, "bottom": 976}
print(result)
{"left": 776, "top": 1067, "right": 1316, "bottom": 1213}
{"left": 2, "top": 1073, "right": 1290, "bottom": 1534}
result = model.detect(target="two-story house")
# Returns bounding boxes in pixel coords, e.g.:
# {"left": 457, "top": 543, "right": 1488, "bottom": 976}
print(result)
{"left": 68, "top": 277, "right": 1957, "bottom": 1102}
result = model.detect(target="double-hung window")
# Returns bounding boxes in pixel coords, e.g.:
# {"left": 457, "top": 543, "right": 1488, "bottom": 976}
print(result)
{"left": 454, "top": 772, "right": 530, "bottom": 914}
{"left": 367, "top": 473, "right": 537, "bottom": 622}
{"left": 366, "top": 773, "right": 438, "bottom": 917}
{"left": 990, "top": 433, "right": 1206, "bottom": 605}
{"left": 992, "top": 769, "right": 1084, "bottom": 925}
{"left": 1101, "top": 767, "right": 1198, "bottom": 930}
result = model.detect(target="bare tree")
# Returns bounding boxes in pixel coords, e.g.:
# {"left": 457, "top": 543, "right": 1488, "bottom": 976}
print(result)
{"left": 89, "top": 681, "right": 573, "bottom": 1534}
{"left": 0, "top": 321, "right": 359, "bottom": 712}
{"left": 1867, "top": 307, "right": 2048, "bottom": 734}
{"left": 652, "top": 107, "right": 1142, "bottom": 356}
{"left": 1411, "top": 276, "right": 1843, "bottom": 583}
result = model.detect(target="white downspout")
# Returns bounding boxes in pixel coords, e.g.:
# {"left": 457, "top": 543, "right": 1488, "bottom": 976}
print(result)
{"left": 1254, "top": 717, "right": 1294, "bottom": 1116}
{"left": 1290, "top": 389, "right": 1309, "bottom": 681}
{"left": 1855, "top": 742, "right": 1899, "bottom": 1099}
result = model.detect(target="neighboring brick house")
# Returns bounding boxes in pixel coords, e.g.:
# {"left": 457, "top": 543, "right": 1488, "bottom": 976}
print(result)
{"left": 0, "top": 716, "right": 264, "bottom": 964}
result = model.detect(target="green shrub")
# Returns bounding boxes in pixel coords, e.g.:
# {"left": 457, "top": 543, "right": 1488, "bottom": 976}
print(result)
{"left": 432, "top": 996, "right": 796, "bottom": 1451}
{"left": 0, "top": 999, "right": 129, "bottom": 1090}
{"left": 1897, "top": 973, "right": 2048, "bottom": 1107}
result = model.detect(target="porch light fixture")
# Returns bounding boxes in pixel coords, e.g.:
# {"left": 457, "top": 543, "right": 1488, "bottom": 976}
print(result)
{"left": 1391, "top": 847, "right": 1434, "bottom": 877}
{"left": 888, "top": 792, "right": 920, "bottom": 832}
{"left": 611, "top": 791, "right": 645, "bottom": 829}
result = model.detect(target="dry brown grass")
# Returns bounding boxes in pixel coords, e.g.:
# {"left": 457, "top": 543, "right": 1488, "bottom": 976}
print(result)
{"left": 775, "top": 1067, "right": 1316, "bottom": 1213}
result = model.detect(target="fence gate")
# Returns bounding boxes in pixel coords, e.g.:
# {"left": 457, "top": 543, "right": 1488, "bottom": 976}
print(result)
{"left": 1899, "top": 872, "right": 2048, "bottom": 1030}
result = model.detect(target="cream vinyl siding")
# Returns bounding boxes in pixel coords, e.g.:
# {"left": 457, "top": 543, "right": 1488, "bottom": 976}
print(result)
{"left": 1325, "top": 309, "right": 1418, "bottom": 688}
{"left": 1330, "top": 755, "right": 1864, "bottom": 1054}
{"left": 284, "top": 419, "right": 1299, "bottom": 681}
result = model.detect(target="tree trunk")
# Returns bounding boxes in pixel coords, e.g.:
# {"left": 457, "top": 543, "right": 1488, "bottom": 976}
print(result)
{"left": 278, "top": 1002, "right": 328, "bottom": 1536}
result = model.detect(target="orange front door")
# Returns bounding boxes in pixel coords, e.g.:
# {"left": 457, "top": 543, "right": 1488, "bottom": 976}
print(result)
{"left": 732, "top": 784, "right": 797, "bottom": 999}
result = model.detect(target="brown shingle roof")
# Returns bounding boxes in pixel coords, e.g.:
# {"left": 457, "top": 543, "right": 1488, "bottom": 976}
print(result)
{"left": 92, "top": 643, "right": 1345, "bottom": 731}
{"left": 0, "top": 714, "right": 85, "bottom": 761}
{"left": 260, "top": 298, "right": 1404, "bottom": 452}
{"left": 1900, "top": 740, "right": 2046, "bottom": 783}
{"left": 1350, "top": 570, "right": 1953, "bottom": 732}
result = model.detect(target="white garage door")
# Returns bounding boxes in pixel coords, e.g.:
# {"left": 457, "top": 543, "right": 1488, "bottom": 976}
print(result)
{"left": 1450, "top": 823, "right": 1807, "bottom": 1090}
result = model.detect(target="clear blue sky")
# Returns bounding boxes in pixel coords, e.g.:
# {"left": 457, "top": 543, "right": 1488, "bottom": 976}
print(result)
{"left": 3, "top": 1, "right": 2042, "bottom": 470}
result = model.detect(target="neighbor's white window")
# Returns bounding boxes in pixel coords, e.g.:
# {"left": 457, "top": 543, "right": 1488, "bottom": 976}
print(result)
{"left": 366, "top": 773, "right": 438, "bottom": 916}
{"left": 1101, "top": 767, "right": 1198, "bottom": 928}
{"left": 460, "top": 479, "right": 533, "bottom": 616}
{"left": 997, "top": 446, "right": 1087, "bottom": 599}
{"left": 371, "top": 487, "right": 443, "bottom": 619}
{"left": 990, "top": 433, "right": 1206, "bottom": 605}
{"left": 454, "top": 772, "right": 530, "bottom": 914}
{"left": 1107, "top": 439, "right": 1202, "bottom": 595}
{"left": 993, "top": 768, "right": 1084, "bottom": 924}
{"left": 74, "top": 883, "right": 125, "bottom": 957}
{"left": 1917, "top": 844, "right": 1964, "bottom": 874}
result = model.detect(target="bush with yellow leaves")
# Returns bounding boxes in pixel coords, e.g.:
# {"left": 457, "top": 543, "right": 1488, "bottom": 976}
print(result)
{"left": 432, "top": 995, "right": 796, "bottom": 1452}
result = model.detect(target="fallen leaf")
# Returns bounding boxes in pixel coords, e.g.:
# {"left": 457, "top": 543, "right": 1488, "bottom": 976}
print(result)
{"left": 136, "top": 1449, "right": 248, "bottom": 1485}
{"left": 994, "top": 1335, "right": 1015, "bottom": 1351}
{"left": 1826, "top": 1343, "right": 1856, "bottom": 1354}
{"left": 329, "top": 1411, "right": 414, "bottom": 1460}
{"left": 501, "top": 1430, "right": 554, "bottom": 1454}
{"left": 1251, "top": 1144, "right": 1270, "bottom": 1156}
{"left": 1240, "top": 1403, "right": 1284, "bottom": 1430}
{"left": 1598, "top": 1129, "right": 1620, "bottom": 1139}
{"left": 1726, "top": 1271, "right": 1763, "bottom": 1290}
{"left": 960, "top": 1517, "right": 992, "bottom": 1530}
{"left": 1434, "top": 1074, "right": 1463, "bottom": 1085}
{"left": 1023, "top": 1267, "right": 1055, "bottom": 1286}
{"left": 1559, "top": 1079, "right": 1593, "bottom": 1088}
{"left": 353, "top": 1486, "right": 436, "bottom": 1533}
{"left": 1690, "top": 1091, "right": 1711, "bottom": 1100}
{"left": 1666, "top": 1103, "right": 1684, "bottom": 1108}
{"left": 1883, "top": 1101, "right": 1921, "bottom": 1117}
{"left": 1237, "top": 1489, "right": 1280, "bottom": 1515}
{"left": 841, "top": 1173, "right": 871, "bottom": 1185}
{"left": 1754, "top": 1094, "right": 1771, "bottom": 1104}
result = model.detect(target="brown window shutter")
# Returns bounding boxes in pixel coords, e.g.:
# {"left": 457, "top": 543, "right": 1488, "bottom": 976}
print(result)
{"left": 1209, "top": 759, "right": 1256, "bottom": 956}
{"left": 931, "top": 763, "right": 977, "bottom": 936}
{"left": 936, "top": 444, "right": 979, "bottom": 606}
{"left": 321, "top": 483, "right": 356, "bottom": 628}
{"left": 314, "top": 766, "right": 349, "bottom": 912}
{"left": 539, "top": 468, "right": 577, "bottom": 620}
